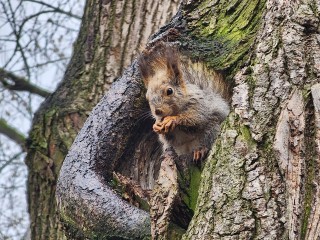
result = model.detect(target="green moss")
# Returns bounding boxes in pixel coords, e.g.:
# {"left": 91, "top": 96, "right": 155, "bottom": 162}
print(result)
{"left": 61, "top": 208, "right": 151, "bottom": 240}
{"left": 178, "top": 164, "right": 203, "bottom": 213}
{"left": 59, "top": 210, "right": 78, "bottom": 230}
{"left": 302, "top": 88, "right": 312, "bottom": 101}
{"left": 182, "top": 0, "right": 266, "bottom": 72}
{"left": 239, "top": 125, "right": 256, "bottom": 149}
{"left": 29, "top": 108, "right": 58, "bottom": 151}
{"left": 136, "top": 196, "right": 150, "bottom": 212}
{"left": 187, "top": 166, "right": 202, "bottom": 211}
{"left": 247, "top": 73, "right": 256, "bottom": 97}
{"left": 29, "top": 124, "right": 48, "bottom": 150}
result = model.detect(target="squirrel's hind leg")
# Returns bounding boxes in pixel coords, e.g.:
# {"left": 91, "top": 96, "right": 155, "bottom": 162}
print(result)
{"left": 193, "top": 146, "right": 209, "bottom": 162}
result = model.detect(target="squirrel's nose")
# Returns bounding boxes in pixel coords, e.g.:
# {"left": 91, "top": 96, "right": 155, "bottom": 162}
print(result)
{"left": 155, "top": 108, "right": 163, "bottom": 116}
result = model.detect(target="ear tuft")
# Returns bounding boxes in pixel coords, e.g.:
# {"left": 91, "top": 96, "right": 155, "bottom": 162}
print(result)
{"left": 138, "top": 41, "right": 182, "bottom": 85}
{"left": 137, "top": 54, "right": 153, "bottom": 86}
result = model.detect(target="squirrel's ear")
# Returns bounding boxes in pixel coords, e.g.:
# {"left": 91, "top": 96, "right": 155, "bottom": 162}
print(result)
{"left": 168, "top": 61, "right": 181, "bottom": 78}
{"left": 137, "top": 55, "right": 153, "bottom": 86}
{"left": 166, "top": 50, "right": 182, "bottom": 85}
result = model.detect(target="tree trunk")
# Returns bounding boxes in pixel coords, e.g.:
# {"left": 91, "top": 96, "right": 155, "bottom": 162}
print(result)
{"left": 184, "top": 0, "right": 320, "bottom": 239}
{"left": 56, "top": 0, "right": 265, "bottom": 238}
{"left": 25, "top": 0, "right": 179, "bottom": 239}
{"left": 29, "top": 0, "right": 320, "bottom": 239}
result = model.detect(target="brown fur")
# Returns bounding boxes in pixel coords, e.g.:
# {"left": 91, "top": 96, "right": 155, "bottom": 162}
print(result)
{"left": 139, "top": 42, "right": 182, "bottom": 85}
{"left": 138, "top": 42, "right": 230, "bottom": 161}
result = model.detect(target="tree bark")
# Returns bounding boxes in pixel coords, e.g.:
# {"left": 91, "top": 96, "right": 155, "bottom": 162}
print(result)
{"left": 184, "top": 0, "right": 320, "bottom": 239}
{"left": 25, "top": 0, "right": 179, "bottom": 239}
{"left": 30, "top": 0, "right": 320, "bottom": 239}
{"left": 56, "top": 0, "right": 267, "bottom": 238}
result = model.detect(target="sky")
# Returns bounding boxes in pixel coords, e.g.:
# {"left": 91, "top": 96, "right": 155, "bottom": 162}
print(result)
{"left": 0, "top": 1, "right": 84, "bottom": 239}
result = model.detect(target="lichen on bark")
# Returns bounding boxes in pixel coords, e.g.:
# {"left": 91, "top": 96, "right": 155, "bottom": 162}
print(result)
{"left": 28, "top": 0, "right": 320, "bottom": 239}
{"left": 26, "top": 0, "right": 180, "bottom": 239}
{"left": 181, "top": 0, "right": 266, "bottom": 71}
{"left": 57, "top": 0, "right": 269, "bottom": 238}
{"left": 184, "top": 0, "right": 320, "bottom": 239}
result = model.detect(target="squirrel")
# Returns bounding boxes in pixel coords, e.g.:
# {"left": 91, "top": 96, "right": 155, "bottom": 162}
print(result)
{"left": 138, "top": 42, "right": 230, "bottom": 162}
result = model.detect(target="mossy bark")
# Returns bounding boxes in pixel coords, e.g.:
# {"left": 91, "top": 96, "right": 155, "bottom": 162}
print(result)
{"left": 184, "top": 0, "right": 320, "bottom": 239}
{"left": 25, "top": 0, "right": 179, "bottom": 239}
{"left": 56, "top": 0, "right": 267, "bottom": 238}
{"left": 28, "top": 0, "right": 320, "bottom": 239}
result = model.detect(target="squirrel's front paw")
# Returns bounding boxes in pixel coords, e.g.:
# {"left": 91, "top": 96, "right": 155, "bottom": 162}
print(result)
{"left": 153, "top": 116, "right": 178, "bottom": 134}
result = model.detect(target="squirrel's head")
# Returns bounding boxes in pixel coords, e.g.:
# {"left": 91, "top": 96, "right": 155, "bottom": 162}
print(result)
{"left": 138, "top": 42, "right": 188, "bottom": 121}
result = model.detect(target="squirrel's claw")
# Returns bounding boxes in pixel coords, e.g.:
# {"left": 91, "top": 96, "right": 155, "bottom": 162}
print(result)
{"left": 153, "top": 123, "right": 163, "bottom": 133}
{"left": 164, "top": 119, "right": 176, "bottom": 134}
{"left": 153, "top": 116, "right": 178, "bottom": 134}
{"left": 193, "top": 147, "right": 209, "bottom": 163}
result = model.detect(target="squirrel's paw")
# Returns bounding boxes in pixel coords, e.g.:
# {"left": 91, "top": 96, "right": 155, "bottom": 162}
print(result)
{"left": 153, "top": 123, "right": 162, "bottom": 133}
{"left": 153, "top": 116, "right": 178, "bottom": 134}
{"left": 193, "top": 147, "right": 209, "bottom": 163}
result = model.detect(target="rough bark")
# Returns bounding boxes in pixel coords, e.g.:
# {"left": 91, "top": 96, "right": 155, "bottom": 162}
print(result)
{"left": 25, "top": 0, "right": 179, "bottom": 239}
{"left": 32, "top": 0, "right": 320, "bottom": 239}
{"left": 57, "top": 67, "right": 152, "bottom": 239}
{"left": 57, "top": 0, "right": 267, "bottom": 238}
{"left": 184, "top": 0, "right": 320, "bottom": 239}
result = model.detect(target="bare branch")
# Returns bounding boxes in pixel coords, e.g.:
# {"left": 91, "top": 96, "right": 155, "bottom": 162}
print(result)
{"left": 0, "top": 68, "right": 51, "bottom": 98}
{"left": 0, "top": 152, "right": 24, "bottom": 173}
{"left": 22, "top": 0, "right": 82, "bottom": 20}
{"left": 0, "top": 118, "right": 26, "bottom": 149}
{"left": 17, "top": 57, "right": 69, "bottom": 71}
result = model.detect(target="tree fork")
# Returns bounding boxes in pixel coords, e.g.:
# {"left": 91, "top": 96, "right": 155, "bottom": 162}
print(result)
{"left": 56, "top": 0, "right": 266, "bottom": 238}
{"left": 25, "top": 0, "right": 179, "bottom": 239}
{"left": 29, "top": 0, "right": 320, "bottom": 239}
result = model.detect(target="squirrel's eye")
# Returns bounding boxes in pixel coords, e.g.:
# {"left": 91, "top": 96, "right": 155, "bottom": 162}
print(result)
{"left": 166, "top": 88, "right": 173, "bottom": 96}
